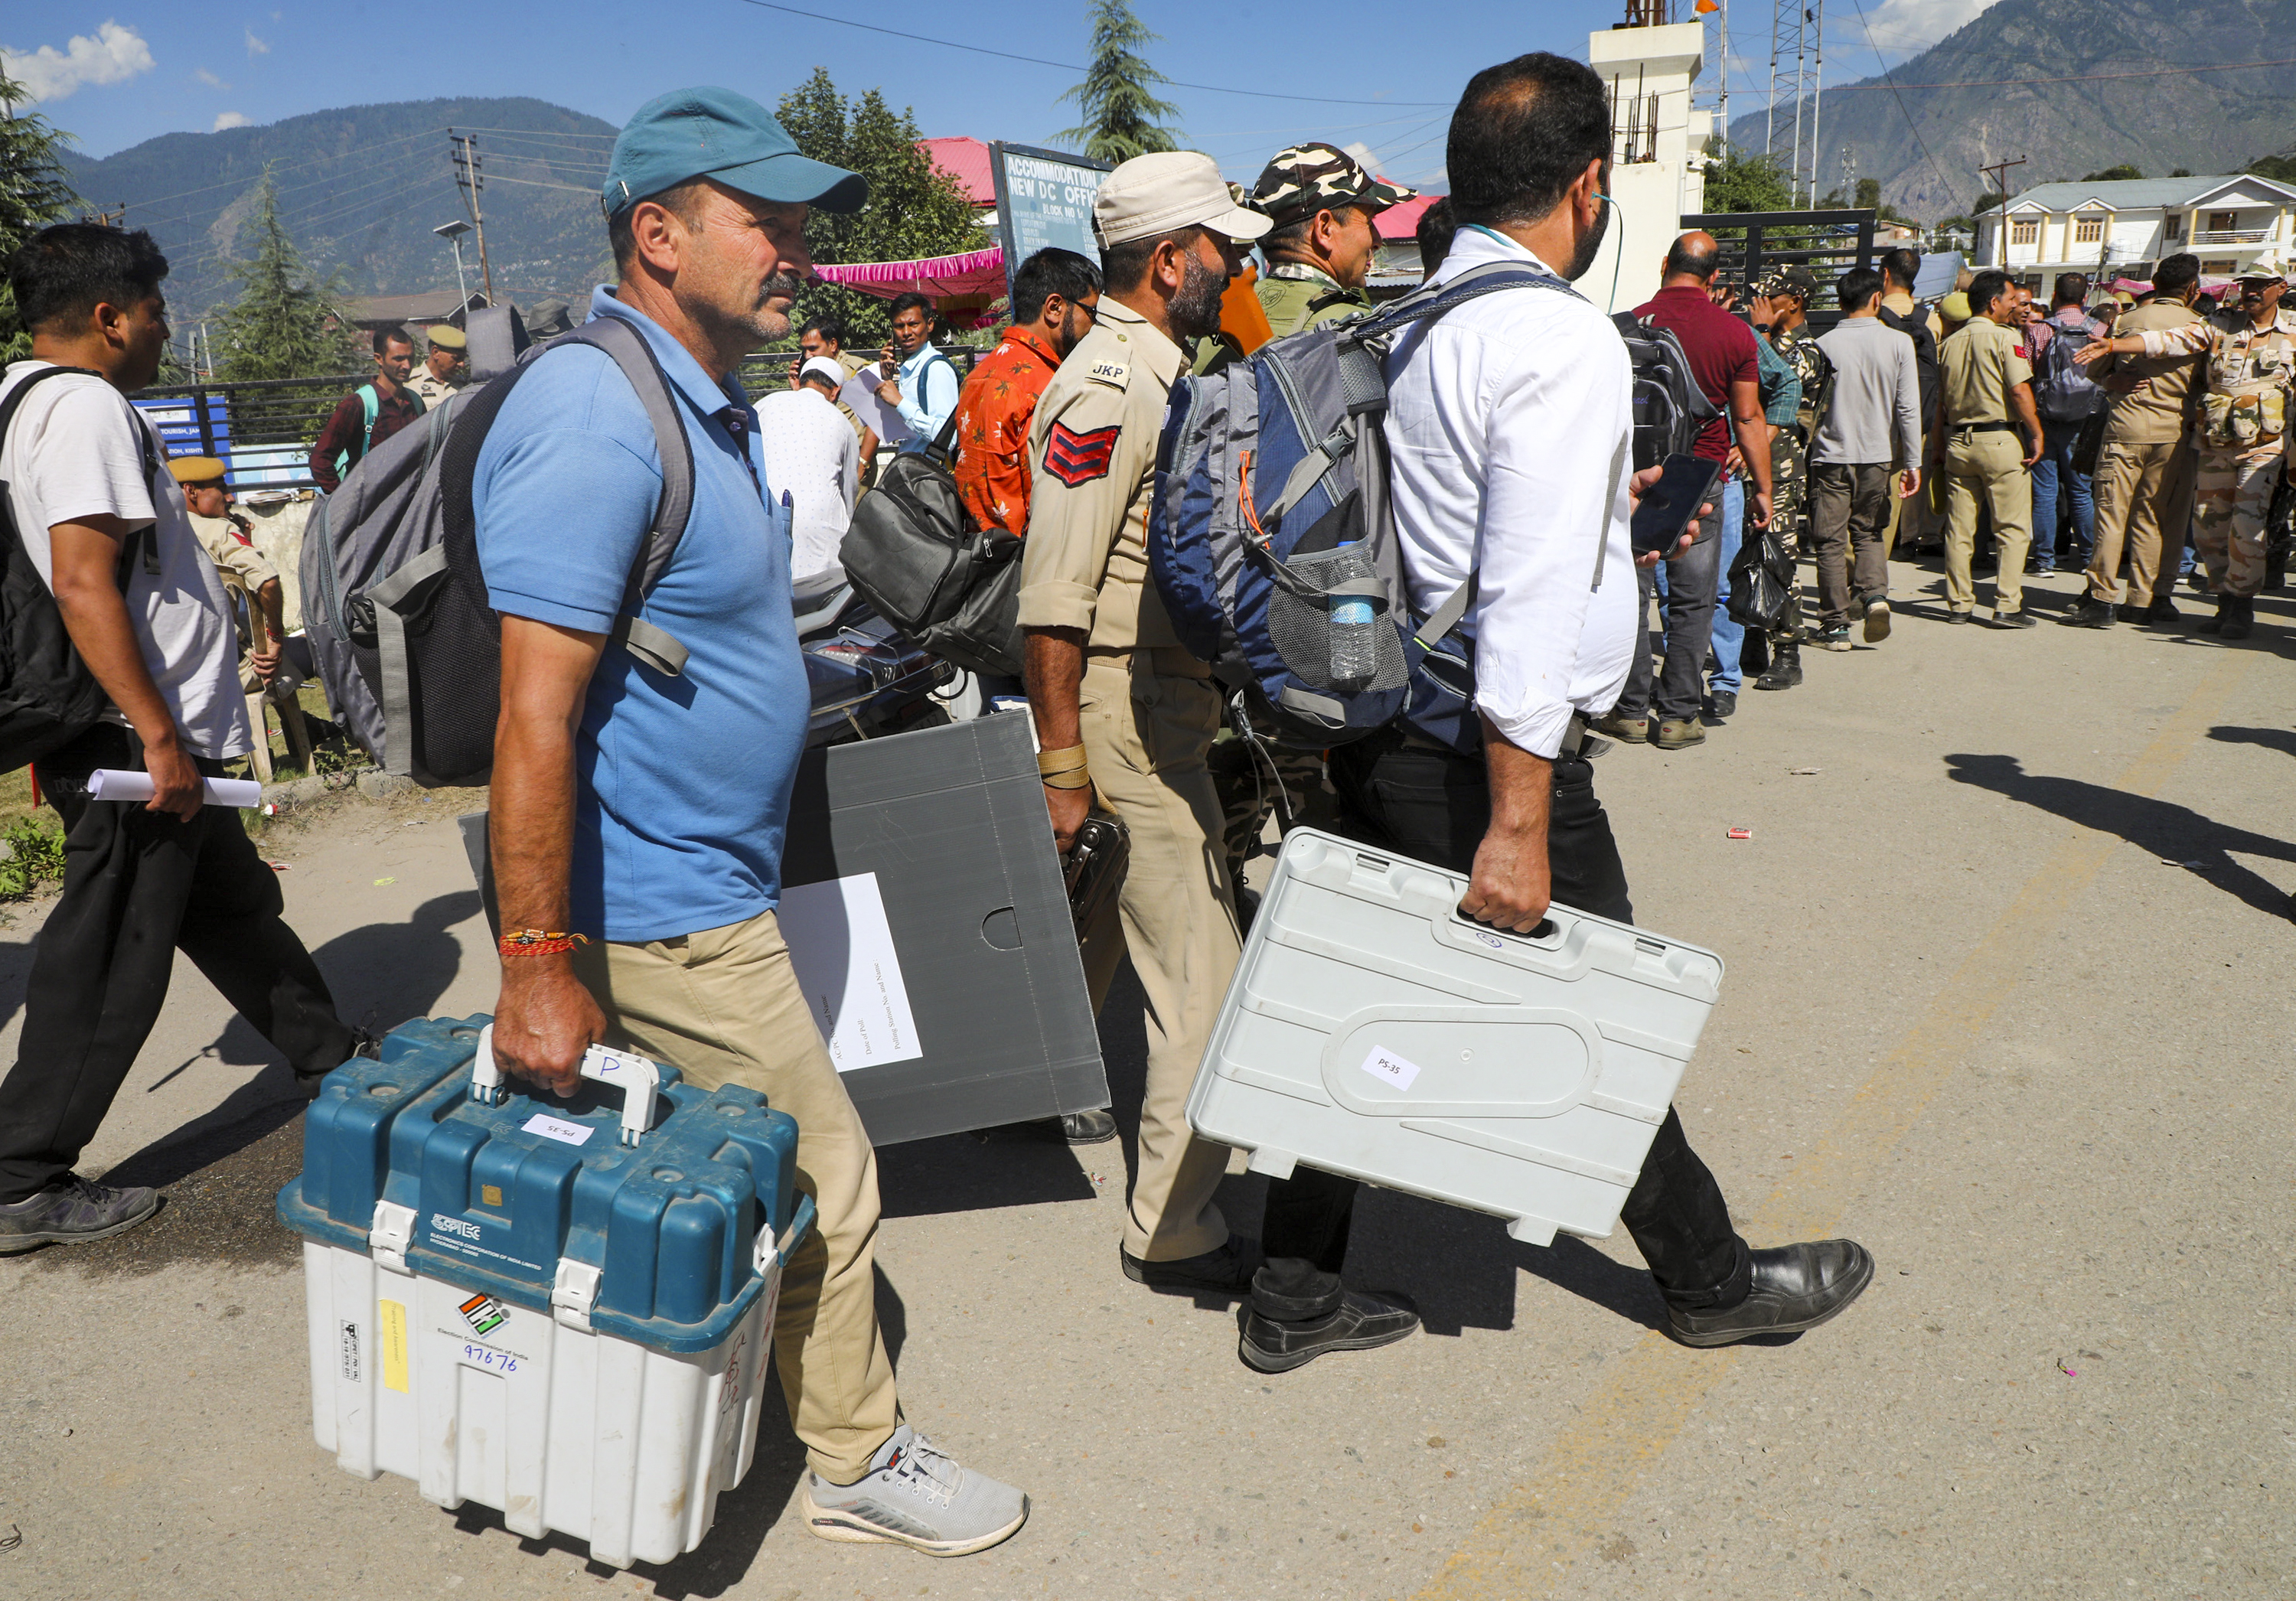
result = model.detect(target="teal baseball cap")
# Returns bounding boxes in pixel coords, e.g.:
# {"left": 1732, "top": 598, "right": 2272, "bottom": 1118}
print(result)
{"left": 604, "top": 86, "right": 867, "bottom": 217}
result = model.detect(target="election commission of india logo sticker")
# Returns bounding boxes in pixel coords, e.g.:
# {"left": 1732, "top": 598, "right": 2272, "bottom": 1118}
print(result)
{"left": 459, "top": 1293, "right": 509, "bottom": 1336}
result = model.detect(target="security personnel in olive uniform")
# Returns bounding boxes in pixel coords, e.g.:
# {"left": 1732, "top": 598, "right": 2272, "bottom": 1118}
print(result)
{"left": 1202, "top": 144, "right": 1420, "bottom": 910}
{"left": 1744, "top": 266, "right": 1821, "bottom": 687}
{"left": 1019, "top": 154, "right": 1272, "bottom": 1293}
{"left": 406, "top": 324, "right": 466, "bottom": 407}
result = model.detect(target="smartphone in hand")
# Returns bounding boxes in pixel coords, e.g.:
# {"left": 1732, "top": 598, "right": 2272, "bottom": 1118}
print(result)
{"left": 1631, "top": 452, "right": 1724, "bottom": 556}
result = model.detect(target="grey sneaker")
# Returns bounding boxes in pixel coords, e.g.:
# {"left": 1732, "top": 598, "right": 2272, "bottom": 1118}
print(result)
{"left": 0, "top": 1175, "right": 159, "bottom": 1254}
{"left": 801, "top": 1424, "right": 1027, "bottom": 1557}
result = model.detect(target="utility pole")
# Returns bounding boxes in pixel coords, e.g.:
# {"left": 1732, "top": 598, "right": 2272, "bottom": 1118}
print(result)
{"left": 1978, "top": 156, "right": 2026, "bottom": 268}
{"left": 78, "top": 204, "right": 126, "bottom": 227}
{"left": 448, "top": 131, "right": 496, "bottom": 303}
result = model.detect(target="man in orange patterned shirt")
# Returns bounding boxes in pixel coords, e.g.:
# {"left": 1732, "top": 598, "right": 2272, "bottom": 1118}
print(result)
{"left": 953, "top": 248, "right": 1101, "bottom": 533}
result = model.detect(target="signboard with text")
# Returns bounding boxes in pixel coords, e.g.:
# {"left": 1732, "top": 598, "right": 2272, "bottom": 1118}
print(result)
{"left": 990, "top": 142, "right": 1114, "bottom": 311}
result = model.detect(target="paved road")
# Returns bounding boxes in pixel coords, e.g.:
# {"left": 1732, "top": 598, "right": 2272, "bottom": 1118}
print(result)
{"left": 1, "top": 566, "right": 2291, "bottom": 1599}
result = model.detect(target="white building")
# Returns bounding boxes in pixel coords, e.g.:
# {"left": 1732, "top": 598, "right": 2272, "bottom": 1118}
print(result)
{"left": 1976, "top": 173, "right": 2296, "bottom": 282}
{"left": 1583, "top": 19, "right": 1712, "bottom": 312}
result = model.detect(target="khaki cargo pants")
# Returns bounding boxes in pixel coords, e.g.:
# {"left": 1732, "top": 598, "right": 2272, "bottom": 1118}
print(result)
{"left": 573, "top": 911, "right": 898, "bottom": 1484}
{"left": 1074, "top": 652, "right": 1240, "bottom": 1264}
{"left": 1942, "top": 427, "right": 2034, "bottom": 615}
{"left": 2086, "top": 439, "right": 2196, "bottom": 608}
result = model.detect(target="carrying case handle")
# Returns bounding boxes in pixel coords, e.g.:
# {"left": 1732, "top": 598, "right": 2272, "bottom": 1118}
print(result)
{"left": 471, "top": 1022, "right": 660, "bottom": 1146}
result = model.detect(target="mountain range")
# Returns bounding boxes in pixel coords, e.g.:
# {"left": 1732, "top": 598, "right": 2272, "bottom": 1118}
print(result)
{"left": 59, "top": 96, "right": 621, "bottom": 321}
{"left": 1724, "top": 0, "right": 2296, "bottom": 220}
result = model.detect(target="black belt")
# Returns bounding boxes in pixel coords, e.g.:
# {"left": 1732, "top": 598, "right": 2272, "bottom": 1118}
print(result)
{"left": 1950, "top": 419, "right": 2017, "bottom": 434}
{"left": 1399, "top": 710, "right": 1590, "bottom": 759}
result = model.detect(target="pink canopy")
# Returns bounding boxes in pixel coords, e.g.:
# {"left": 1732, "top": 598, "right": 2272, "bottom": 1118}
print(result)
{"left": 1376, "top": 194, "right": 1445, "bottom": 240}
{"left": 811, "top": 246, "right": 1006, "bottom": 300}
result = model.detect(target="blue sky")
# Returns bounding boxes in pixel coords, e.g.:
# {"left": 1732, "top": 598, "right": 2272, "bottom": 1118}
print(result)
{"left": 8, "top": 0, "right": 1982, "bottom": 181}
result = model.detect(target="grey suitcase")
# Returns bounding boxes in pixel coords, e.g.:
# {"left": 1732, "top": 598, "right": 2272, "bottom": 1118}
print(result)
{"left": 1186, "top": 828, "right": 1724, "bottom": 1245}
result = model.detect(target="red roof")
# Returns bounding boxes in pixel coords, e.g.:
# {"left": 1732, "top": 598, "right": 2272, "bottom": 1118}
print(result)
{"left": 920, "top": 137, "right": 996, "bottom": 207}
{"left": 1376, "top": 194, "right": 1445, "bottom": 240}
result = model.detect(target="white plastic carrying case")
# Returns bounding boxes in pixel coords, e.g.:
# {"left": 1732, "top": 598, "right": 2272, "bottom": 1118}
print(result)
{"left": 1188, "top": 829, "right": 1724, "bottom": 1244}
{"left": 277, "top": 1017, "right": 814, "bottom": 1568}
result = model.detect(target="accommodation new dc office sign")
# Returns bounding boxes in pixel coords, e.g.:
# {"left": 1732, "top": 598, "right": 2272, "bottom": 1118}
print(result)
{"left": 990, "top": 143, "right": 1114, "bottom": 311}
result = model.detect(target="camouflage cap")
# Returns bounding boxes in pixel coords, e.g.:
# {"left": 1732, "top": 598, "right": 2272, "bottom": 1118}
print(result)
{"left": 1753, "top": 264, "right": 1818, "bottom": 301}
{"left": 1248, "top": 142, "right": 1418, "bottom": 229}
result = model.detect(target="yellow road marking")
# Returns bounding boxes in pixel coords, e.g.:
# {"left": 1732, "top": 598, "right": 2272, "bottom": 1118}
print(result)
{"left": 1415, "top": 654, "right": 2253, "bottom": 1599}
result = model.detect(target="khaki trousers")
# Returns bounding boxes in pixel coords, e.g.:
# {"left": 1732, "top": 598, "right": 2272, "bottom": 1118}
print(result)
{"left": 1942, "top": 429, "right": 2033, "bottom": 615}
{"left": 572, "top": 909, "right": 897, "bottom": 1483}
{"left": 1074, "top": 655, "right": 1239, "bottom": 1264}
{"left": 2086, "top": 439, "right": 2192, "bottom": 607}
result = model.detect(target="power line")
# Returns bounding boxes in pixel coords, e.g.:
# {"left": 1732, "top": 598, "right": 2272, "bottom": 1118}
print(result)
{"left": 94, "top": 126, "right": 448, "bottom": 214}
{"left": 1825, "top": 55, "right": 2296, "bottom": 92}
{"left": 1842, "top": 0, "right": 1955, "bottom": 204}
{"left": 726, "top": 0, "right": 1453, "bottom": 108}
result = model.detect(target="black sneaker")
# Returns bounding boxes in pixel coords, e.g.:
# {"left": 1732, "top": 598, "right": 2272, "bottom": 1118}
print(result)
{"left": 1241, "top": 1287, "right": 1420, "bottom": 1373}
{"left": 1121, "top": 1238, "right": 1260, "bottom": 1295}
{"left": 2060, "top": 597, "right": 2116, "bottom": 629}
{"left": 0, "top": 1175, "right": 159, "bottom": 1254}
{"left": 1815, "top": 624, "right": 1852, "bottom": 652}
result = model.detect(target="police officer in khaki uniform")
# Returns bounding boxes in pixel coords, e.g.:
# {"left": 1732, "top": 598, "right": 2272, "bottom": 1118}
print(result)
{"left": 1938, "top": 269, "right": 2045, "bottom": 624}
{"left": 407, "top": 324, "right": 466, "bottom": 406}
{"left": 167, "top": 456, "right": 285, "bottom": 689}
{"left": 1019, "top": 155, "right": 1273, "bottom": 1296}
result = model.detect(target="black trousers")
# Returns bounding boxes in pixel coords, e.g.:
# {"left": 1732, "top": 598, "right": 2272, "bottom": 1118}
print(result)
{"left": 0, "top": 725, "right": 352, "bottom": 1203}
{"left": 1257, "top": 729, "right": 1750, "bottom": 1314}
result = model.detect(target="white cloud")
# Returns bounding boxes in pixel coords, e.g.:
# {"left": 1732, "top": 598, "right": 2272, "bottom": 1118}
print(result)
{"left": 244, "top": 27, "right": 269, "bottom": 57}
{"left": 1861, "top": 0, "right": 2003, "bottom": 52}
{"left": 213, "top": 110, "right": 251, "bottom": 131}
{"left": 195, "top": 66, "right": 228, "bottom": 89}
{"left": 0, "top": 21, "right": 155, "bottom": 104}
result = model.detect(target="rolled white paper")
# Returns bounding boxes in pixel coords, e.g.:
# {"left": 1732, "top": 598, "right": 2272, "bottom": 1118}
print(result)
{"left": 86, "top": 768, "right": 265, "bottom": 808}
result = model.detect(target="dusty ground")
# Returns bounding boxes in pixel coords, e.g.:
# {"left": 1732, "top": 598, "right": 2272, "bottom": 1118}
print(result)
{"left": 0, "top": 562, "right": 2290, "bottom": 1599}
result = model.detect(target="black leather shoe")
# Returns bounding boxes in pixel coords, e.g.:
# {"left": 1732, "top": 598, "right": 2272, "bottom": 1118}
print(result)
{"left": 1993, "top": 608, "right": 2039, "bottom": 628}
{"left": 1122, "top": 1238, "right": 1260, "bottom": 1295}
{"left": 1753, "top": 644, "right": 1802, "bottom": 690}
{"left": 1663, "top": 1239, "right": 1874, "bottom": 1347}
{"left": 1945, "top": 609, "right": 1972, "bottom": 624}
{"left": 2060, "top": 597, "right": 2116, "bottom": 629}
{"left": 1241, "top": 1288, "right": 1420, "bottom": 1373}
{"left": 1057, "top": 1108, "right": 1118, "bottom": 1145}
{"left": 1705, "top": 691, "right": 1737, "bottom": 719}
{"left": 2144, "top": 597, "right": 2181, "bottom": 624}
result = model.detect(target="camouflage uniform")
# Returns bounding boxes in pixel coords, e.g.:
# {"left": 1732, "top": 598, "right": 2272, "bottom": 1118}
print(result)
{"left": 2128, "top": 300, "right": 2296, "bottom": 598}
{"left": 1208, "top": 144, "right": 1417, "bottom": 905}
{"left": 1748, "top": 267, "right": 1828, "bottom": 656}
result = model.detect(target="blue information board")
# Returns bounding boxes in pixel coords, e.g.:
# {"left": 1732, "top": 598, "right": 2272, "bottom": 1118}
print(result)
{"left": 990, "top": 142, "right": 1114, "bottom": 310}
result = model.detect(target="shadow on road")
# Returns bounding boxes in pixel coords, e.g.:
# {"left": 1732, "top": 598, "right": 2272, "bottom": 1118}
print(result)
{"left": 1945, "top": 752, "right": 2296, "bottom": 920}
{"left": 2208, "top": 723, "right": 2296, "bottom": 761}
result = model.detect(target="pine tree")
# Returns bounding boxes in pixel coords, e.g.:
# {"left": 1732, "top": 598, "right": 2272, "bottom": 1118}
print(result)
{"left": 1055, "top": 0, "right": 1182, "bottom": 164}
{"left": 210, "top": 169, "right": 360, "bottom": 385}
{"left": 0, "top": 71, "right": 82, "bottom": 361}
{"left": 774, "top": 69, "right": 987, "bottom": 345}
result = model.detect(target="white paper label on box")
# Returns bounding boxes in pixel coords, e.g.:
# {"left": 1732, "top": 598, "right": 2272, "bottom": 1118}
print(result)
{"left": 778, "top": 871, "right": 925, "bottom": 1073}
{"left": 522, "top": 1113, "right": 594, "bottom": 1146}
{"left": 1358, "top": 1045, "right": 1423, "bottom": 1092}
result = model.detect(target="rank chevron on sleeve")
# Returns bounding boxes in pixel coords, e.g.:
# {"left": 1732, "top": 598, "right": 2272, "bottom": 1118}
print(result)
{"left": 1044, "top": 422, "right": 1121, "bottom": 487}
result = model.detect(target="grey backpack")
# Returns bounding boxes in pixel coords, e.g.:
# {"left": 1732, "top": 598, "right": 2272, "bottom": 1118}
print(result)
{"left": 301, "top": 315, "right": 693, "bottom": 785}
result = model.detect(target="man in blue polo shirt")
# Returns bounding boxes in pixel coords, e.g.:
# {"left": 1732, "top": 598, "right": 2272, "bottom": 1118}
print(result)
{"left": 476, "top": 86, "right": 1026, "bottom": 1559}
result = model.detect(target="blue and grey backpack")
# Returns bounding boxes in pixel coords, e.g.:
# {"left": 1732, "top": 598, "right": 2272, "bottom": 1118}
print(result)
{"left": 1147, "top": 261, "right": 1624, "bottom": 754}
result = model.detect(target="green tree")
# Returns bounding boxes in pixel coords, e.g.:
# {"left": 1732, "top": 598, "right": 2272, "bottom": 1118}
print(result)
{"left": 210, "top": 169, "right": 360, "bottom": 385}
{"left": 2248, "top": 154, "right": 2296, "bottom": 183}
{"left": 1701, "top": 141, "right": 1795, "bottom": 214}
{"left": 2082, "top": 164, "right": 2144, "bottom": 182}
{"left": 1055, "top": 0, "right": 1182, "bottom": 163}
{"left": 775, "top": 69, "right": 987, "bottom": 346}
{"left": 0, "top": 72, "right": 82, "bottom": 361}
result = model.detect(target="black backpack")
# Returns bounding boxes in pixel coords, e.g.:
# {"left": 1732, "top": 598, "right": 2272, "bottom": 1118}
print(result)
{"left": 0, "top": 365, "right": 158, "bottom": 771}
{"left": 304, "top": 317, "right": 695, "bottom": 786}
{"left": 1611, "top": 312, "right": 1721, "bottom": 470}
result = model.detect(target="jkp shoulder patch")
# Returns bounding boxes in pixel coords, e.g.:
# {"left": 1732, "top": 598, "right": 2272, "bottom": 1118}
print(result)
{"left": 1044, "top": 421, "right": 1121, "bottom": 487}
{"left": 1084, "top": 357, "right": 1130, "bottom": 388}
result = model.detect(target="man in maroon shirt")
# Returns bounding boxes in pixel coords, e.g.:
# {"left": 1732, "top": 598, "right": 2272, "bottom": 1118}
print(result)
{"left": 1596, "top": 232, "right": 1772, "bottom": 750}
{"left": 308, "top": 327, "right": 422, "bottom": 493}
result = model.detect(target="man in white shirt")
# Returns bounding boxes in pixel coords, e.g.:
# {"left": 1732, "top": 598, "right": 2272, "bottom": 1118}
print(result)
{"left": 0, "top": 225, "right": 364, "bottom": 1256}
{"left": 757, "top": 357, "right": 860, "bottom": 585}
{"left": 1280, "top": 54, "right": 1874, "bottom": 1350}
